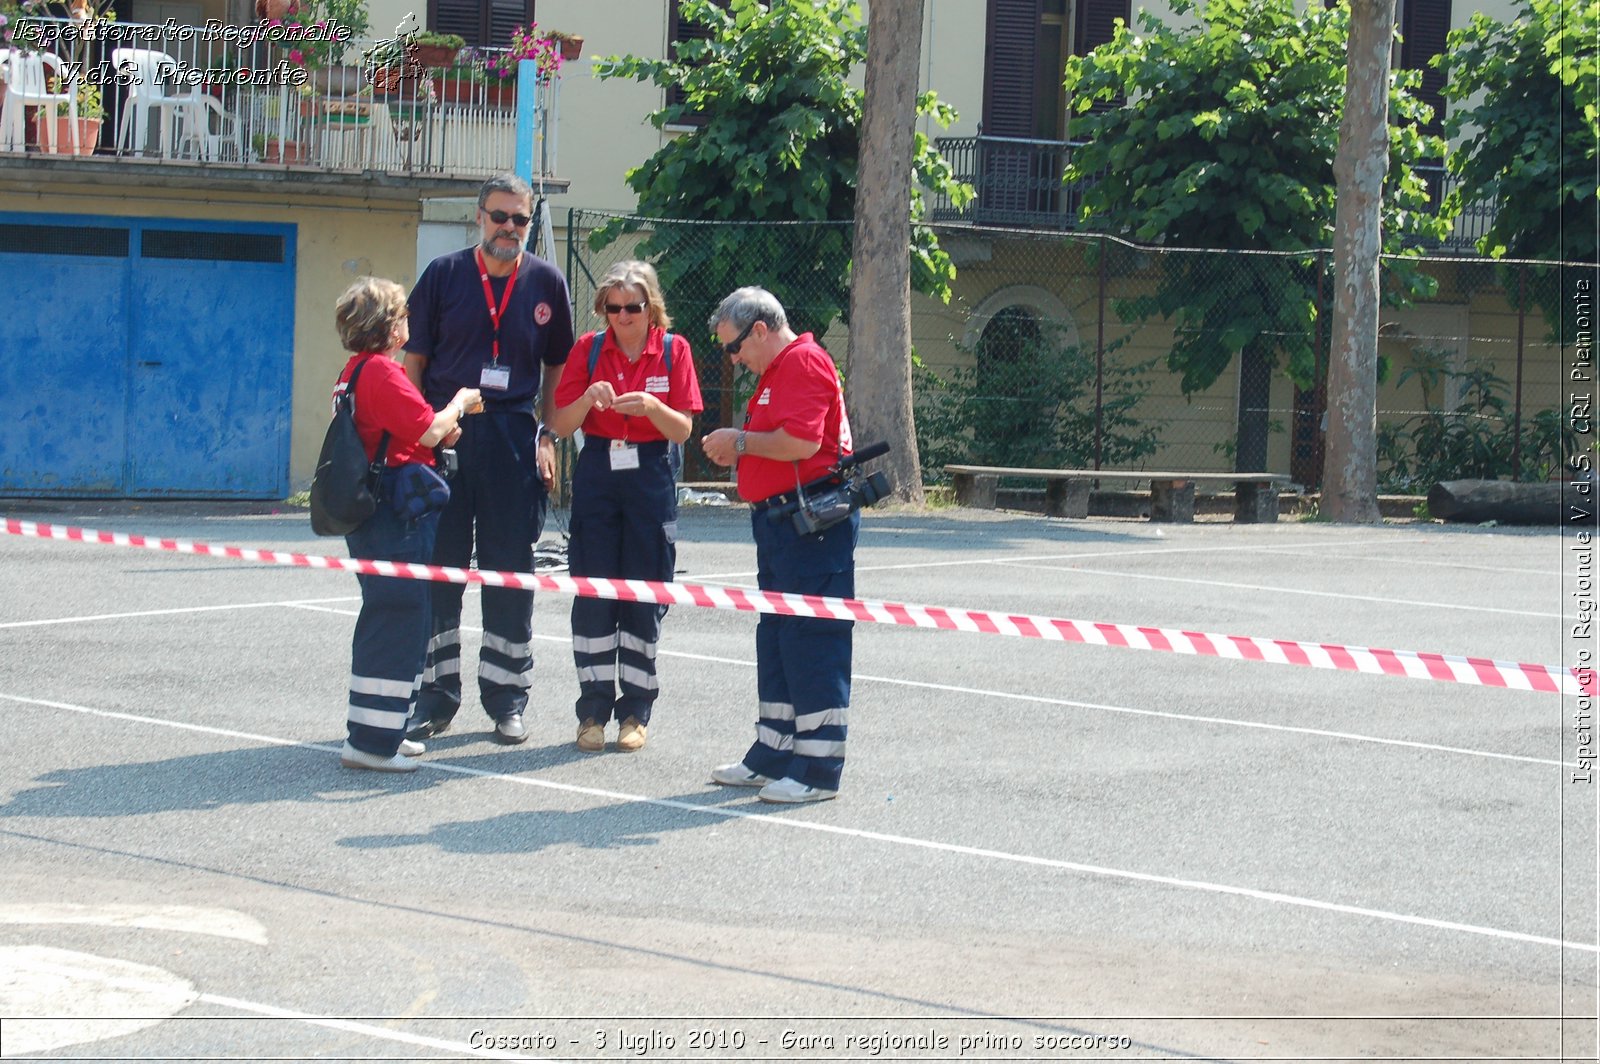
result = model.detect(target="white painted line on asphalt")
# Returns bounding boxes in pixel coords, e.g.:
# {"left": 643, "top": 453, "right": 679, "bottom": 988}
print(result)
{"left": 0, "top": 598, "right": 360, "bottom": 631}
{"left": 986, "top": 563, "right": 1560, "bottom": 618}
{"left": 196, "top": 991, "right": 553, "bottom": 1060}
{"left": 0, "top": 905, "right": 267, "bottom": 944}
{"left": 0, "top": 946, "right": 197, "bottom": 1055}
{"left": 280, "top": 605, "right": 1571, "bottom": 769}
{"left": 1, "top": 692, "right": 1593, "bottom": 957}
{"left": 0, "top": 947, "right": 540, "bottom": 1061}
{"left": 692, "top": 537, "right": 1381, "bottom": 581}
{"left": 1250, "top": 549, "right": 1559, "bottom": 578}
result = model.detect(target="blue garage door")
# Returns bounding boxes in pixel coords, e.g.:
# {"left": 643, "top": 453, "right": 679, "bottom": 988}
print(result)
{"left": 0, "top": 214, "right": 296, "bottom": 498}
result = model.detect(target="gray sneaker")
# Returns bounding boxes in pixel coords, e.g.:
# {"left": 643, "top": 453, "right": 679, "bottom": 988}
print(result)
{"left": 710, "top": 761, "right": 772, "bottom": 787}
{"left": 757, "top": 777, "right": 838, "bottom": 804}
{"left": 340, "top": 741, "right": 419, "bottom": 773}
{"left": 494, "top": 713, "right": 528, "bottom": 745}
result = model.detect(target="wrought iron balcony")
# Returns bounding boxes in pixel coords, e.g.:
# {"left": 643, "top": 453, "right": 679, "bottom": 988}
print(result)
{"left": 1, "top": 16, "right": 560, "bottom": 185}
{"left": 931, "top": 135, "right": 1496, "bottom": 254}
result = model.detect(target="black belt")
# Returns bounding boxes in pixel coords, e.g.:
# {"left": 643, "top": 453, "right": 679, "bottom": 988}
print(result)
{"left": 751, "top": 490, "right": 799, "bottom": 513}
{"left": 752, "top": 474, "right": 841, "bottom": 513}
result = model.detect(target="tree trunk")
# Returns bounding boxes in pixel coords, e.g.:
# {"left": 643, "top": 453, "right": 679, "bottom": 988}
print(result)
{"left": 1322, "top": 0, "right": 1395, "bottom": 523}
{"left": 845, "top": 0, "right": 926, "bottom": 503}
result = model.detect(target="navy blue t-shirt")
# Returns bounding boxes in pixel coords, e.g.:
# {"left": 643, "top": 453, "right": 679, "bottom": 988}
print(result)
{"left": 405, "top": 246, "right": 575, "bottom": 410}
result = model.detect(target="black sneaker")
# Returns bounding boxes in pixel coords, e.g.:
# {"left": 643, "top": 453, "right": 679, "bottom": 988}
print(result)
{"left": 406, "top": 714, "right": 454, "bottom": 741}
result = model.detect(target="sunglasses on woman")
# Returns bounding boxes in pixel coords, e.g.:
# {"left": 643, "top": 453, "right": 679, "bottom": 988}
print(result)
{"left": 605, "top": 301, "right": 648, "bottom": 316}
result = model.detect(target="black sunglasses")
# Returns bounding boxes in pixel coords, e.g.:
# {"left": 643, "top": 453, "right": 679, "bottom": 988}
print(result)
{"left": 485, "top": 209, "right": 532, "bottom": 227}
{"left": 605, "top": 301, "right": 647, "bottom": 316}
{"left": 721, "top": 319, "right": 756, "bottom": 356}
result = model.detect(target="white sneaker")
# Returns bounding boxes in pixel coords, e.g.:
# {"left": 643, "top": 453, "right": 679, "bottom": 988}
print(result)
{"left": 398, "top": 738, "right": 425, "bottom": 757}
{"left": 757, "top": 777, "right": 838, "bottom": 804}
{"left": 710, "top": 761, "right": 772, "bottom": 787}
{"left": 340, "top": 741, "right": 419, "bottom": 772}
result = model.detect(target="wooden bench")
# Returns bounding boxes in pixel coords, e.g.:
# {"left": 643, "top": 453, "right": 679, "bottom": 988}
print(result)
{"left": 945, "top": 465, "right": 1293, "bottom": 523}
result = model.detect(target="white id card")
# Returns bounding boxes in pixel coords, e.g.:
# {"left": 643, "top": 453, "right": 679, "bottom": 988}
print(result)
{"left": 479, "top": 365, "right": 511, "bottom": 391}
{"left": 609, "top": 441, "right": 640, "bottom": 470}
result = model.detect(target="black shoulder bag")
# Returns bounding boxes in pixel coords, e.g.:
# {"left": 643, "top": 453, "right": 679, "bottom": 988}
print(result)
{"left": 310, "top": 357, "right": 391, "bottom": 536}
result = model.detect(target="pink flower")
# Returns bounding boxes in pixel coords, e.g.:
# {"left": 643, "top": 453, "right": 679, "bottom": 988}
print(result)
{"left": 289, "top": 48, "right": 304, "bottom": 64}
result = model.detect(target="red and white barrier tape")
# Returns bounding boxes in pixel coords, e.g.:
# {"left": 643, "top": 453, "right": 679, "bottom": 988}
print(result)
{"left": 5, "top": 518, "right": 1589, "bottom": 697}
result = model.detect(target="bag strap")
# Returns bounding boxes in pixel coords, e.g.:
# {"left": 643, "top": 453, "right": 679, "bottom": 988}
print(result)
{"left": 345, "top": 356, "right": 391, "bottom": 470}
{"left": 587, "top": 330, "right": 674, "bottom": 378}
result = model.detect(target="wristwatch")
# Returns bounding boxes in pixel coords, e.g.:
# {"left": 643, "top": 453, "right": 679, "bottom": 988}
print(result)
{"left": 734, "top": 430, "right": 747, "bottom": 456}
{"left": 538, "top": 426, "right": 557, "bottom": 443}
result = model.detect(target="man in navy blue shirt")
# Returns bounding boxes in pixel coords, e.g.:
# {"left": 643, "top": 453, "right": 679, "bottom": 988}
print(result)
{"left": 403, "top": 173, "right": 575, "bottom": 745}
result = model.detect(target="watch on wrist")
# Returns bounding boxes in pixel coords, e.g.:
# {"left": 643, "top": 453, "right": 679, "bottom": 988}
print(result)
{"left": 734, "top": 430, "right": 748, "bottom": 456}
{"left": 538, "top": 426, "right": 556, "bottom": 443}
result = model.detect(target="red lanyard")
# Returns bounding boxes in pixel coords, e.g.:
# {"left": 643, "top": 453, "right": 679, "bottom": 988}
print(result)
{"left": 474, "top": 248, "right": 519, "bottom": 365}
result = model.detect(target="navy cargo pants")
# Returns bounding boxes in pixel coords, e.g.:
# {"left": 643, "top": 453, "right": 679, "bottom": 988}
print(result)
{"left": 738, "top": 507, "right": 858, "bottom": 791}
{"left": 344, "top": 469, "right": 438, "bottom": 757}
{"left": 567, "top": 437, "right": 677, "bottom": 726}
{"left": 416, "top": 410, "right": 547, "bottom": 726}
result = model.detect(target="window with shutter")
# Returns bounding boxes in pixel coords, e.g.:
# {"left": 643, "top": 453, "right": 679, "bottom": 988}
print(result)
{"left": 666, "top": 0, "right": 728, "bottom": 126}
{"left": 983, "top": 0, "right": 1041, "bottom": 138}
{"left": 1399, "top": 0, "right": 1451, "bottom": 137}
{"left": 1074, "top": 0, "right": 1127, "bottom": 111}
{"left": 430, "top": 0, "right": 532, "bottom": 48}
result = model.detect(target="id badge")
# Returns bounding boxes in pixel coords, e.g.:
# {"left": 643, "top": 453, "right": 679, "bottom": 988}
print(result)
{"left": 609, "top": 441, "right": 640, "bottom": 471}
{"left": 479, "top": 365, "right": 511, "bottom": 391}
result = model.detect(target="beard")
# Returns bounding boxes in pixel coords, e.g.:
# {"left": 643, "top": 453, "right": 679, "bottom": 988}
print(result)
{"left": 480, "top": 231, "right": 525, "bottom": 261}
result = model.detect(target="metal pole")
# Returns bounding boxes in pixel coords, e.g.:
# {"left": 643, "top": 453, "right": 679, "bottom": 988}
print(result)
{"left": 1095, "top": 234, "right": 1107, "bottom": 470}
{"left": 1511, "top": 262, "right": 1527, "bottom": 479}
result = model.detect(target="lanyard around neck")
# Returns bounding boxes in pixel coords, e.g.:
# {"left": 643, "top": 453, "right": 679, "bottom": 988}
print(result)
{"left": 474, "top": 247, "right": 520, "bottom": 365}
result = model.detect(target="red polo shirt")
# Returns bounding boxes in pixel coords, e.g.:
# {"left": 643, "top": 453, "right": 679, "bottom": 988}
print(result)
{"left": 736, "top": 333, "right": 854, "bottom": 503}
{"left": 554, "top": 327, "right": 705, "bottom": 441}
{"left": 335, "top": 353, "right": 437, "bottom": 467}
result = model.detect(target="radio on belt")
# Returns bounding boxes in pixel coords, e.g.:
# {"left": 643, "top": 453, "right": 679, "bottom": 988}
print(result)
{"left": 768, "top": 440, "right": 893, "bottom": 537}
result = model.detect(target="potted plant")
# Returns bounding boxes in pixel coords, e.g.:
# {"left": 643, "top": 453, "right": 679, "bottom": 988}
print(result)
{"left": 542, "top": 29, "right": 584, "bottom": 61}
{"left": 43, "top": 78, "right": 102, "bottom": 156}
{"left": 252, "top": 130, "right": 306, "bottom": 165}
{"left": 411, "top": 31, "right": 465, "bottom": 68}
{"left": 487, "top": 23, "right": 563, "bottom": 85}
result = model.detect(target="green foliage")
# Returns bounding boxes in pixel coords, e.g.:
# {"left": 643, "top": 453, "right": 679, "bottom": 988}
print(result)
{"left": 1063, "top": 0, "right": 1448, "bottom": 395}
{"left": 1437, "top": 0, "right": 1600, "bottom": 342}
{"left": 1376, "top": 362, "right": 1579, "bottom": 490}
{"left": 590, "top": 0, "right": 972, "bottom": 338}
{"left": 913, "top": 322, "right": 1161, "bottom": 483}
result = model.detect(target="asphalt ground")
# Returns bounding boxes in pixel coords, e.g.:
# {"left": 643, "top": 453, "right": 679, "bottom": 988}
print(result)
{"left": 0, "top": 499, "right": 1595, "bottom": 1063}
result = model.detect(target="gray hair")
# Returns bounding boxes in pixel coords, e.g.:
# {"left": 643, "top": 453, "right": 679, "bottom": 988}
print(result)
{"left": 708, "top": 286, "right": 788, "bottom": 334}
{"left": 477, "top": 172, "right": 533, "bottom": 210}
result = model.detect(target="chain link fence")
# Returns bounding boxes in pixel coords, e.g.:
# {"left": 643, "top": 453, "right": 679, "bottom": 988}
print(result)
{"left": 567, "top": 208, "right": 1576, "bottom": 494}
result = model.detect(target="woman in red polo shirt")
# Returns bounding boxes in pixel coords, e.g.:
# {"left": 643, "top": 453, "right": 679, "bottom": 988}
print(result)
{"left": 548, "top": 261, "right": 704, "bottom": 753}
{"left": 332, "top": 277, "right": 482, "bottom": 772}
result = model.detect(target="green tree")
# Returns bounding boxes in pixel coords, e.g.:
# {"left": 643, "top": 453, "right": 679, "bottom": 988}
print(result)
{"left": 591, "top": 0, "right": 969, "bottom": 352}
{"left": 1063, "top": 0, "right": 1447, "bottom": 472}
{"left": 1437, "top": 0, "right": 1600, "bottom": 342}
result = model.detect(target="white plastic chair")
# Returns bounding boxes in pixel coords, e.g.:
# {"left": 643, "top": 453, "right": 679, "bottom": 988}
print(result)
{"left": 111, "top": 48, "right": 199, "bottom": 157}
{"left": 0, "top": 49, "right": 78, "bottom": 154}
{"left": 174, "top": 94, "right": 242, "bottom": 161}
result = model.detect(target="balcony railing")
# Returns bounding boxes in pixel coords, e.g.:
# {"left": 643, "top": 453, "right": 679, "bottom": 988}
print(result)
{"left": 931, "top": 135, "right": 1496, "bottom": 253}
{"left": 2, "top": 16, "right": 559, "bottom": 181}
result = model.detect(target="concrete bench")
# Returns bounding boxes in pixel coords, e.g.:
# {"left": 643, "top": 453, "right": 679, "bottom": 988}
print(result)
{"left": 945, "top": 465, "right": 1293, "bottom": 523}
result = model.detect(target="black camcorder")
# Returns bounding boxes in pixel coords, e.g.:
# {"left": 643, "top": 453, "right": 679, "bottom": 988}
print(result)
{"left": 774, "top": 441, "right": 893, "bottom": 537}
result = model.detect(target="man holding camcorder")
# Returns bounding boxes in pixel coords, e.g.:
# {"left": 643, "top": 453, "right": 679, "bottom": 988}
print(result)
{"left": 701, "top": 287, "right": 865, "bottom": 805}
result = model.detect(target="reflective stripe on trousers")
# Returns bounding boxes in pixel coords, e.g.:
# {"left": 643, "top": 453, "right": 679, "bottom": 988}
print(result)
{"left": 345, "top": 475, "right": 438, "bottom": 757}
{"left": 740, "top": 507, "right": 858, "bottom": 790}
{"left": 568, "top": 437, "right": 677, "bottom": 725}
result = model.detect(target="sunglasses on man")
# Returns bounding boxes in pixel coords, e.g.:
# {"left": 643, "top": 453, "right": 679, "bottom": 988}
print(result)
{"left": 721, "top": 320, "right": 756, "bottom": 356}
{"left": 605, "top": 301, "right": 648, "bottom": 316}
{"left": 485, "top": 209, "right": 532, "bottom": 227}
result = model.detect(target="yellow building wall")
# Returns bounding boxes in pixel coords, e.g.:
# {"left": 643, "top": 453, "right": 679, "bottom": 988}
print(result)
{"left": 0, "top": 184, "right": 419, "bottom": 491}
